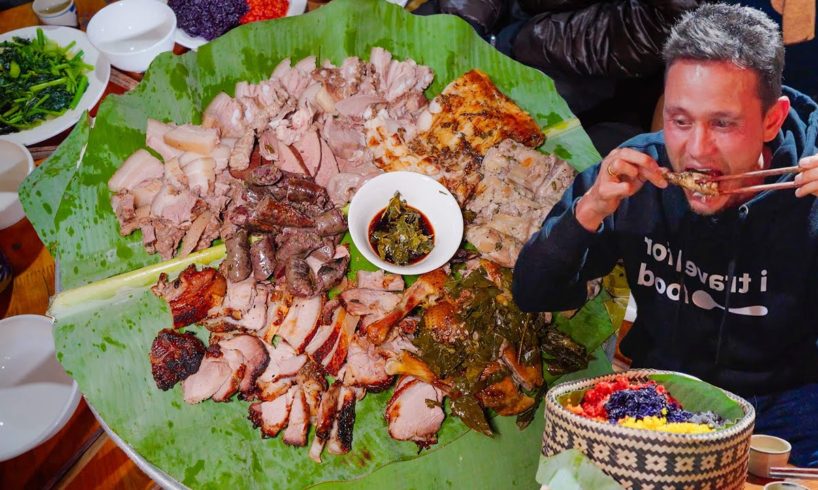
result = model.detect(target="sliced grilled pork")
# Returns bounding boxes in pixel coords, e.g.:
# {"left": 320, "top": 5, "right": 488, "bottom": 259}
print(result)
{"left": 256, "top": 341, "right": 306, "bottom": 389}
{"left": 356, "top": 270, "right": 404, "bottom": 291}
{"left": 249, "top": 388, "right": 294, "bottom": 438}
{"left": 278, "top": 295, "right": 323, "bottom": 353}
{"left": 322, "top": 308, "right": 359, "bottom": 376}
{"left": 211, "top": 346, "right": 245, "bottom": 402}
{"left": 220, "top": 335, "right": 270, "bottom": 399}
{"left": 340, "top": 289, "right": 401, "bottom": 317}
{"left": 150, "top": 329, "right": 206, "bottom": 391}
{"left": 181, "top": 354, "right": 232, "bottom": 404}
{"left": 327, "top": 386, "right": 358, "bottom": 455}
{"left": 261, "top": 290, "right": 292, "bottom": 343}
{"left": 152, "top": 266, "right": 227, "bottom": 328}
{"left": 296, "top": 360, "right": 327, "bottom": 422}
{"left": 385, "top": 376, "right": 445, "bottom": 448}
{"left": 283, "top": 387, "right": 309, "bottom": 446}
{"left": 341, "top": 335, "right": 392, "bottom": 392}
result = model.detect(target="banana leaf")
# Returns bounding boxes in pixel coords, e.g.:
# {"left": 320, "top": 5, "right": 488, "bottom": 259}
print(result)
{"left": 19, "top": 0, "right": 614, "bottom": 487}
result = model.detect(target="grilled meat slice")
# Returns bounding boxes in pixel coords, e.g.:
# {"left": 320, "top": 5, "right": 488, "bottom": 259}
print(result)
{"left": 282, "top": 387, "right": 310, "bottom": 447}
{"left": 220, "top": 335, "right": 270, "bottom": 400}
{"left": 181, "top": 354, "right": 232, "bottom": 404}
{"left": 475, "top": 362, "right": 535, "bottom": 416}
{"left": 249, "top": 388, "right": 294, "bottom": 438}
{"left": 327, "top": 386, "right": 358, "bottom": 455}
{"left": 150, "top": 329, "right": 206, "bottom": 391}
{"left": 341, "top": 335, "right": 393, "bottom": 392}
{"left": 385, "top": 376, "right": 445, "bottom": 448}
{"left": 152, "top": 265, "right": 227, "bottom": 328}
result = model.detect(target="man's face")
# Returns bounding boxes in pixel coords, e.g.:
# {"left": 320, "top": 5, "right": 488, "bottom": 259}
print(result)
{"left": 663, "top": 60, "right": 778, "bottom": 215}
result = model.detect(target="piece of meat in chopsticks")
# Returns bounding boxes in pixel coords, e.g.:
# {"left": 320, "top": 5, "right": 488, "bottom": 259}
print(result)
{"left": 662, "top": 169, "right": 720, "bottom": 196}
{"left": 150, "top": 329, "right": 207, "bottom": 390}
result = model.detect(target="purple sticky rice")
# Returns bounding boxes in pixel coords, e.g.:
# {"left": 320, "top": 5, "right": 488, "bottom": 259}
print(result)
{"left": 168, "top": 0, "right": 249, "bottom": 41}
{"left": 604, "top": 387, "right": 694, "bottom": 423}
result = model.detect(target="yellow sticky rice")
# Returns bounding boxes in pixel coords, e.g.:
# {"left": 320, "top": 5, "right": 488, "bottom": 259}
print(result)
{"left": 617, "top": 416, "right": 713, "bottom": 434}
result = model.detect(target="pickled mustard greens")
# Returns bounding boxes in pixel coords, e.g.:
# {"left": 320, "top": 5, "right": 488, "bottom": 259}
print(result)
{"left": 0, "top": 28, "right": 93, "bottom": 134}
{"left": 370, "top": 192, "right": 434, "bottom": 265}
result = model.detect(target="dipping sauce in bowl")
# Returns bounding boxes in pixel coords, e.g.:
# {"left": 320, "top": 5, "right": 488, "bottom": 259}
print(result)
{"left": 368, "top": 192, "right": 435, "bottom": 266}
{"left": 348, "top": 171, "right": 462, "bottom": 275}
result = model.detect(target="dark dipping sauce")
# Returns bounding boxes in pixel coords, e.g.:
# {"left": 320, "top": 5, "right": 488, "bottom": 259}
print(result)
{"left": 368, "top": 192, "right": 435, "bottom": 266}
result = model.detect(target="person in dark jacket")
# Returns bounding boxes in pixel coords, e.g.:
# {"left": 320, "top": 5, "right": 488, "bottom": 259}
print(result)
{"left": 512, "top": 4, "right": 818, "bottom": 467}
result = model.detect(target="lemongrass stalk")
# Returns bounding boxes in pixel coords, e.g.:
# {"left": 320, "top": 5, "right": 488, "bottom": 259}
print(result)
{"left": 50, "top": 244, "right": 226, "bottom": 315}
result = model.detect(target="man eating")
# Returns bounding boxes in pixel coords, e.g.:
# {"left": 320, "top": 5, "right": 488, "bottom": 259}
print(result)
{"left": 513, "top": 3, "right": 818, "bottom": 467}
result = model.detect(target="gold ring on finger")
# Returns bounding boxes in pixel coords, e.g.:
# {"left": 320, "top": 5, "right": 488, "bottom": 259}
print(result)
{"left": 607, "top": 163, "right": 618, "bottom": 178}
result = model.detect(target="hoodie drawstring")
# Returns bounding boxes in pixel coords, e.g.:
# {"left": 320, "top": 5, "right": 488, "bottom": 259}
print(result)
{"left": 714, "top": 204, "right": 749, "bottom": 365}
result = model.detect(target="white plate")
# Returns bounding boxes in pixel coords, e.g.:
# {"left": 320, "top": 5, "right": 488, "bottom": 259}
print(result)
{"left": 348, "top": 171, "right": 464, "bottom": 276}
{"left": 0, "top": 26, "right": 110, "bottom": 147}
{"left": 0, "top": 315, "right": 80, "bottom": 462}
{"left": 171, "top": 0, "right": 308, "bottom": 50}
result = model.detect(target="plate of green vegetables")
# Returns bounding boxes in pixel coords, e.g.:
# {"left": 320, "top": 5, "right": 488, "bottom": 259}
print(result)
{"left": 0, "top": 26, "right": 110, "bottom": 146}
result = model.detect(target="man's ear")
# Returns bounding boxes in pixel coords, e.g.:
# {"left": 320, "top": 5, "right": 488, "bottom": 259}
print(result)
{"left": 763, "top": 96, "right": 791, "bottom": 142}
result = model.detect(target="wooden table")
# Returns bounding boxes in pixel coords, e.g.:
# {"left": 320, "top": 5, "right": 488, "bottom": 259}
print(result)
{"left": 1, "top": 1, "right": 816, "bottom": 488}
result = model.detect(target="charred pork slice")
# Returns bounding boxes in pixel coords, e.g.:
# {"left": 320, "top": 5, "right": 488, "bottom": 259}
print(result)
{"left": 150, "top": 329, "right": 206, "bottom": 391}
{"left": 220, "top": 335, "right": 270, "bottom": 400}
{"left": 152, "top": 265, "right": 227, "bottom": 328}
{"left": 211, "top": 346, "right": 245, "bottom": 402}
{"left": 296, "top": 360, "right": 327, "bottom": 422}
{"left": 386, "top": 376, "right": 445, "bottom": 448}
{"left": 327, "top": 386, "right": 358, "bottom": 455}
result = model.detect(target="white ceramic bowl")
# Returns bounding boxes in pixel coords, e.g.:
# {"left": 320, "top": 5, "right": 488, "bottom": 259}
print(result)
{"left": 749, "top": 434, "right": 792, "bottom": 477}
{"left": 0, "top": 315, "right": 80, "bottom": 461}
{"left": 348, "top": 171, "right": 463, "bottom": 275}
{"left": 86, "top": 0, "right": 176, "bottom": 72}
{"left": 0, "top": 140, "right": 34, "bottom": 229}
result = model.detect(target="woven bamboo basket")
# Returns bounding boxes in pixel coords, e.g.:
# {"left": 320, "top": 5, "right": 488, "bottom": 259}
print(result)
{"left": 542, "top": 370, "right": 755, "bottom": 490}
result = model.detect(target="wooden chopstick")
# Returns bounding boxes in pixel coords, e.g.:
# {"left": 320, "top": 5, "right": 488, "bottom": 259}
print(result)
{"left": 769, "top": 465, "right": 818, "bottom": 480}
{"left": 712, "top": 166, "right": 801, "bottom": 182}
{"left": 719, "top": 181, "right": 798, "bottom": 195}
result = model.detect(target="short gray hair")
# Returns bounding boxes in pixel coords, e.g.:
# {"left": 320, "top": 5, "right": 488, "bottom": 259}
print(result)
{"left": 663, "top": 3, "right": 785, "bottom": 111}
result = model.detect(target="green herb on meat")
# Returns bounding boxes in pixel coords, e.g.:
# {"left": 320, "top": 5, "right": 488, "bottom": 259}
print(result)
{"left": 0, "top": 28, "right": 93, "bottom": 134}
{"left": 370, "top": 191, "right": 434, "bottom": 265}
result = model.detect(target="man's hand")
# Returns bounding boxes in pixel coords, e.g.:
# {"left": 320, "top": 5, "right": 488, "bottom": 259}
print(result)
{"left": 575, "top": 148, "right": 667, "bottom": 232}
{"left": 795, "top": 154, "right": 818, "bottom": 198}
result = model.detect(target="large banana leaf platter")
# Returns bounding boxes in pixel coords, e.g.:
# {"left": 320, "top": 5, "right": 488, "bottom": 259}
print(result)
{"left": 20, "top": 0, "right": 614, "bottom": 488}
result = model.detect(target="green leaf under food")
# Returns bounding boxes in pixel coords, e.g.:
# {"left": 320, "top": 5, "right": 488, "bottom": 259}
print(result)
{"left": 18, "top": 114, "right": 89, "bottom": 258}
{"left": 19, "top": 0, "right": 599, "bottom": 290}
{"left": 648, "top": 373, "right": 745, "bottom": 423}
{"left": 536, "top": 449, "right": 624, "bottom": 490}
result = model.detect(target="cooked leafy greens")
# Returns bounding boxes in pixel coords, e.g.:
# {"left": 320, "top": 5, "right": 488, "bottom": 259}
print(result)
{"left": 370, "top": 191, "right": 434, "bottom": 265}
{"left": 0, "top": 28, "right": 93, "bottom": 134}
{"left": 414, "top": 264, "right": 590, "bottom": 434}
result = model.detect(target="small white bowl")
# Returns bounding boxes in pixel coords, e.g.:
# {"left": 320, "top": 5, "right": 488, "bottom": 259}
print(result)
{"left": 0, "top": 140, "right": 34, "bottom": 230}
{"left": 749, "top": 434, "right": 792, "bottom": 477}
{"left": 0, "top": 315, "right": 80, "bottom": 462}
{"left": 348, "top": 171, "right": 463, "bottom": 275}
{"left": 86, "top": 0, "right": 176, "bottom": 73}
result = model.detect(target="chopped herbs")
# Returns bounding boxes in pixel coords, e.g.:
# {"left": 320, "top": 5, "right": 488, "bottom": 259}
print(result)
{"left": 369, "top": 192, "right": 434, "bottom": 265}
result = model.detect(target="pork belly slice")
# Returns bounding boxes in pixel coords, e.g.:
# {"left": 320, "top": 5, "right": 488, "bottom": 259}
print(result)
{"left": 182, "top": 156, "right": 216, "bottom": 197}
{"left": 203, "top": 92, "right": 246, "bottom": 139}
{"left": 150, "top": 184, "right": 197, "bottom": 227}
{"left": 164, "top": 124, "right": 219, "bottom": 155}
{"left": 108, "top": 149, "right": 165, "bottom": 193}
{"left": 249, "top": 388, "right": 294, "bottom": 438}
{"left": 181, "top": 355, "right": 232, "bottom": 404}
{"left": 278, "top": 295, "right": 323, "bottom": 353}
{"left": 340, "top": 289, "right": 401, "bottom": 317}
{"left": 341, "top": 334, "right": 393, "bottom": 392}
{"left": 220, "top": 335, "right": 270, "bottom": 399}
{"left": 386, "top": 376, "right": 445, "bottom": 448}
{"left": 146, "top": 119, "right": 183, "bottom": 162}
{"left": 356, "top": 270, "right": 404, "bottom": 291}
{"left": 365, "top": 268, "right": 448, "bottom": 344}
{"left": 283, "top": 387, "right": 310, "bottom": 446}
{"left": 150, "top": 329, "right": 206, "bottom": 391}
{"left": 211, "top": 346, "right": 245, "bottom": 402}
{"left": 152, "top": 265, "right": 227, "bottom": 328}
{"left": 327, "top": 386, "right": 359, "bottom": 455}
